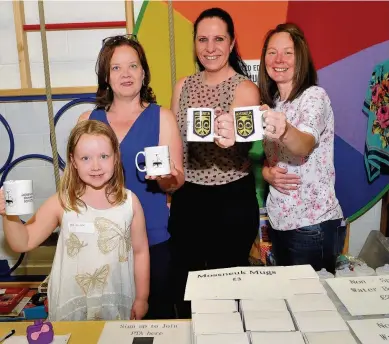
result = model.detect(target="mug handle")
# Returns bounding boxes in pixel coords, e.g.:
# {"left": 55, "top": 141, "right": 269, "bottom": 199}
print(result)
{"left": 135, "top": 152, "right": 146, "bottom": 172}
{"left": 259, "top": 109, "right": 268, "bottom": 128}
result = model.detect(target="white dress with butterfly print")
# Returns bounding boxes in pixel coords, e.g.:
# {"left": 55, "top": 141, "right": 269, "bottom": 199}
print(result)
{"left": 47, "top": 190, "right": 135, "bottom": 321}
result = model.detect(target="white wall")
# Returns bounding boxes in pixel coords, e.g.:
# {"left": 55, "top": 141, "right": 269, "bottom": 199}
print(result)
{"left": 0, "top": 0, "right": 383, "bottom": 273}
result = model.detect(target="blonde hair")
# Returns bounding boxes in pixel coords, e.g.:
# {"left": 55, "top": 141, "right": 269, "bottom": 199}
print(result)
{"left": 59, "top": 120, "right": 127, "bottom": 213}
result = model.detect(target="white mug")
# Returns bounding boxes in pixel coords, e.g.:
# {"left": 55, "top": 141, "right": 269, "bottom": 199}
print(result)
{"left": 135, "top": 145, "right": 171, "bottom": 176}
{"left": 187, "top": 108, "right": 220, "bottom": 142}
{"left": 233, "top": 106, "right": 266, "bottom": 142}
{"left": 3, "top": 180, "right": 34, "bottom": 216}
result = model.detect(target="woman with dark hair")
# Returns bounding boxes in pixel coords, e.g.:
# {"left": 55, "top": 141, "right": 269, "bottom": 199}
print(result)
{"left": 168, "top": 7, "right": 260, "bottom": 318}
{"left": 78, "top": 34, "right": 184, "bottom": 319}
{"left": 258, "top": 23, "right": 344, "bottom": 273}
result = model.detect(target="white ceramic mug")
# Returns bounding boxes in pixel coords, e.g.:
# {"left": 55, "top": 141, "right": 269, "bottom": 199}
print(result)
{"left": 233, "top": 106, "right": 266, "bottom": 142}
{"left": 3, "top": 180, "right": 34, "bottom": 216}
{"left": 187, "top": 108, "right": 220, "bottom": 142}
{"left": 135, "top": 145, "right": 171, "bottom": 176}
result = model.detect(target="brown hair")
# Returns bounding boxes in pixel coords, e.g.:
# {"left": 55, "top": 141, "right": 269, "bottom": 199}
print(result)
{"left": 59, "top": 120, "right": 127, "bottom": 213}
{"left": 258, "top": 23, "right": 317, "bottom": 108}
{"left": 193, "top": 8, "right": 250, "bottom": 78}
{"left": 95, "top": 35, "right": 156, "bottom": 110}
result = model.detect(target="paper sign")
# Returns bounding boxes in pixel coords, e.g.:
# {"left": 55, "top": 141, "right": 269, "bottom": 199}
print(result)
{"left": 326, "top": 276, "right": 389, "bottom": 316}
{"left": 348, "top": 318, "right": 389, "bottom": 343}
{"left": 184, "top": 266, "right": 292, "bottom": 301}
{"left": 244, "top": 59, "right": 260, "bottom": 84}
{"left": 97, "top": 321, "right": 191, "bottom": 344}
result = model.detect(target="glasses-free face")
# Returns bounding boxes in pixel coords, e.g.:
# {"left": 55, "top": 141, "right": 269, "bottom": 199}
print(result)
{"left": 195, "top": 17, "right": 234, "bottom": 73}
{"left": 265, "top": 32, "right": 295, "bottom": 90}
{"left": 71, "top": 134, "right": 116, "bottom": 190}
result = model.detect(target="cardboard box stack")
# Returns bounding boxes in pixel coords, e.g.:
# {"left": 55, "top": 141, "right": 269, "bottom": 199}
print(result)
{"left": 185, "top": 264, "right": 358, "bottom": 343}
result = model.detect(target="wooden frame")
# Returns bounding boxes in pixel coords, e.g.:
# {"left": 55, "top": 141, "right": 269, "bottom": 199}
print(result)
{"left": 12, "top": 0, "right": 32, "bottom": 89}
{"left": 125, "top": 0, "right": 135, "bottom": 34}
{"left": 7, "top": 1, "right": 134, "bottom": 96}
{"left": 0, "top": 86, "right": 96, "bottom": 98}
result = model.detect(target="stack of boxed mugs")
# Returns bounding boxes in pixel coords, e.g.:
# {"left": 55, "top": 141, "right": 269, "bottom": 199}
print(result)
{"left": 186, "top": 265, "right": 359, "bottom": 344}
{"left": 191, "top": 299, "right": 249, "bottom": 344}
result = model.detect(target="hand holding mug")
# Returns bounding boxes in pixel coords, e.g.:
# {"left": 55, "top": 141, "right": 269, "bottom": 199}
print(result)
{"left": 214, "top": 107, "right": 235, "bottom": 148}
{"left": 0, "top": 188, "right": 6, "bottom": 216}
{"left": 145, "top": 159, "right": 178, "bottom": 181}
{"left": 135, "top": 146, "right": 171, "bottom": 179}
{"left": 1, "top": 180, "right": 34, "bottom": 216}
{"left": 260, "top": 104, "right": 288, "bottom": 139}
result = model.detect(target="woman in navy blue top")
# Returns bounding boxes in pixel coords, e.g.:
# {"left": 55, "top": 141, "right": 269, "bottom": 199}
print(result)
{"left": 78, "top": 34, "right": 184, "bottom": 319}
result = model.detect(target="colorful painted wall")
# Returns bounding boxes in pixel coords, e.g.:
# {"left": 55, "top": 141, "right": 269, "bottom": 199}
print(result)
{"left": 136, "top": 0, "right": 389, "bottom": 222}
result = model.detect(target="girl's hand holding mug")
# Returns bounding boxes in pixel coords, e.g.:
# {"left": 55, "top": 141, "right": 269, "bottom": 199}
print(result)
{"left": 0, "top": 188, "right": 6, "bottom": 216}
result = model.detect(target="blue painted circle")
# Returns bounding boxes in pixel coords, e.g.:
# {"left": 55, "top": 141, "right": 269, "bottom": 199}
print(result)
{"left": 53, "top": 98, "right": 96, "bottom": 169}
{"left": 0, "top": 154, "right": 63, "bottom": 188}
{"left": 0, "top": 114, "right": 15, "bottom": 174}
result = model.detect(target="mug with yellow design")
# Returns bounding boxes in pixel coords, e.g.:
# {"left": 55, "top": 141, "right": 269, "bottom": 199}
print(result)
{"left": 233, "top": 106, "right": 265, "bottom": 142}
{"left": 187, "top": 108, "right": 220, "bottom": 142}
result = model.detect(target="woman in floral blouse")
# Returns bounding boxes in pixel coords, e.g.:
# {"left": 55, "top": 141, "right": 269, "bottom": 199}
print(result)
{"left": 258, "top": 23, "right": 344, "bottom": 273}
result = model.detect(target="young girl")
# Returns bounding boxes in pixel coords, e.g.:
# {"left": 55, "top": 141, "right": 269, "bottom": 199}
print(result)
{"left": 0, "top": 120, "right": 150, "bottom": 321}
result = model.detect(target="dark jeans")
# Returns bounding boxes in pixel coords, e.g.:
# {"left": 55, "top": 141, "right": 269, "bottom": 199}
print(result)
{"left": 143, "top": 239, "right": 175, "bottom": 320}
{"left": 169, "top": 174, "right": 259, "bottom": 319}
{"left": 269, "top": 219, "right": 346, "bottom": 274}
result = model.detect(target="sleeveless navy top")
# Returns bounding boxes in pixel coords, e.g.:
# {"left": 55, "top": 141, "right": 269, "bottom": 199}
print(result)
{"left": 90, "top": 103, "right": 170, "bottom": 246}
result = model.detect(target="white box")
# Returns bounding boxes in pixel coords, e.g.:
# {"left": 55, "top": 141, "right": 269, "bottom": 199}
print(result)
{"left": 250, "top": 331, "right": 306, "bottom": 344}
{"left": 243, "top": 311, "right": 296, "bottom": 332}
{"left": 287, "top": 294, "right": 337, "bottom": 313}
{"left": 292, "top": 311, "right": 348, "bottom": 333}
{"left": 196, "top": 333, "right": 250, "bottom": 344}
{"left": 283, "top": 265, "right": 319, "bottom": 280}
{"left": 290, "top": 279, "right": 327, "bottom": 295}
{"left": 304, "top": 331, "right": 358, "bottom": 344}
{"left": 192, "top": 312, "right": 244, "bottom": 335}
{"left": 239, "top": 299, "right": 287, "bottom": 313}
{"left": 191, "top": 299, "right": 238, "bottom": 314}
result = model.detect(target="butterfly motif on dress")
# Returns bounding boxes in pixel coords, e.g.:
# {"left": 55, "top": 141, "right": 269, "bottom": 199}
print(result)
{"left": 94, "top": 217, "right": 131, "bottom": 262}
{"left": 65, "top": 233, "right": 87, "bottom": 258}
{"left": 75, "top": 264, "right": 110, "bottom": 295}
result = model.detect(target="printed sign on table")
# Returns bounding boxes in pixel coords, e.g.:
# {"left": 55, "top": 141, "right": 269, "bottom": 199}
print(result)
{"left": 326, "top": 275, "right": 389, "bottom": 316}
{"left": 97, "top": 321, "right": 191, "bottom": 344}
{"left": 348, "top": 318, "right": 389, "bottom": 344}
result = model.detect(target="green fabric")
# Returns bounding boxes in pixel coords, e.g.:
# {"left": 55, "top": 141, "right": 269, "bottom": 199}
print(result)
{"left": 248, "top": 140, "right": 268, "bottom": 208}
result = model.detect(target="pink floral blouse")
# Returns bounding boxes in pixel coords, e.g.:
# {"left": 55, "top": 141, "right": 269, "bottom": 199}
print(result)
{"left": 264, "top": 86, "right": 343, "bottom": 231}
